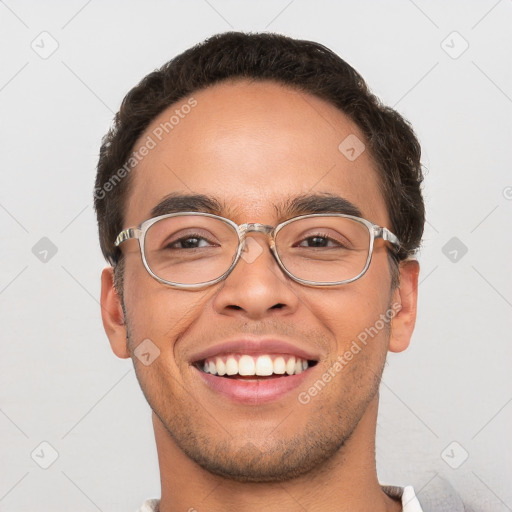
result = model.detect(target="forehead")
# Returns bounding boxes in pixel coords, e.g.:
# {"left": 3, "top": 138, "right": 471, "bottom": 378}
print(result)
{"left": 123, "top": 80, "right": 389, "bottom": 228}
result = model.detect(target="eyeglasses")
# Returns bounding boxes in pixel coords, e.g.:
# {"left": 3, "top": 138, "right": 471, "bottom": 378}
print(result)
{"left": 114, "top": 212, "right": 401, "bottom": 289}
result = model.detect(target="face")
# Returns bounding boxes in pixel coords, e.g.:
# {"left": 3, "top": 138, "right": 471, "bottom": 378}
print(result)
{"left": 102, "top": 80, "right": 417, "bottom": 482}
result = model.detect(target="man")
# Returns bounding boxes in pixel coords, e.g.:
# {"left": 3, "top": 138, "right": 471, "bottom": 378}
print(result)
{"left": 94, "top": 32, "right": 466, "bottom": 511}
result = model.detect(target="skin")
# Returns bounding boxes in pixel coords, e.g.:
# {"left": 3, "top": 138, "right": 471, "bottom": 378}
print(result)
{"left": 100, "top": 79, "right": 419, "bottom": 512}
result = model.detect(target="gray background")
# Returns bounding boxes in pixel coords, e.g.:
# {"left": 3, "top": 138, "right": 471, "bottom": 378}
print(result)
{"left": 1, "top": 1, "right": 511, "bottom": 510}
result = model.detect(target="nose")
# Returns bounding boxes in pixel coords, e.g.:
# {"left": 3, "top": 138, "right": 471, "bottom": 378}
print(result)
{"left": 211, "top": 232, "right": 300, "bottom": 320}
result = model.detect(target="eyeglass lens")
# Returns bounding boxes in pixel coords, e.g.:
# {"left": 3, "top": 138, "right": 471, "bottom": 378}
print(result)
{"left": 143, "top": 215, "right": 371, "bottom": 285}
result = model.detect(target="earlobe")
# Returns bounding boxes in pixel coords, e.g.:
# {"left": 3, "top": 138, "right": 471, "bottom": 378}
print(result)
{"left": 100, "top": 267, "right": 130, "bottom": 359}
{"left": 388, "top": 259, "right": 419, "bottom": 353}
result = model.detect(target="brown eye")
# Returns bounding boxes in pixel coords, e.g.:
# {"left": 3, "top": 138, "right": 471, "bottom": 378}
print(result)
{"left": 166, "top": 234, "right": 215, "bottom": 250}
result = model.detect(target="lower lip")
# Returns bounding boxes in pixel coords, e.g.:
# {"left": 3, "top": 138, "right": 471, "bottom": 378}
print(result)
{"left": 195, "top": 367, "right": 312, "bottom": 404}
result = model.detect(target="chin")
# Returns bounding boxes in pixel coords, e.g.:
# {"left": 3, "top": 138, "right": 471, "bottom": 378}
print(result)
{"left": 178, "top": 429, "right": 348, "bottom": 483}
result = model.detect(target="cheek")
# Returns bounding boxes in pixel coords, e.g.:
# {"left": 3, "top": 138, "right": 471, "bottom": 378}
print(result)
{"left": 122, "top": 264, "right": 209, "bottom": 357}
{"left": 300, "top": 285, "right": 391, "bottom": 407}
{"left": 303, "top": 281, "right": 391, "bottom": 352}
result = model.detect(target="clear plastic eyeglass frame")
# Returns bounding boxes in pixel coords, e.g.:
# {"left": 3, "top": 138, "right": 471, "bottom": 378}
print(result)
{"left": 114, "top": 211, "right": 401, "bottom": 290}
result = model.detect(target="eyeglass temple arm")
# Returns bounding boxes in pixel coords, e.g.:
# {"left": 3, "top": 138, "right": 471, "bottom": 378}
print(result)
{"left": 375, "top": 227, "right": 401, "bottom": 247}
{"left": 115, "top": 228, "right": 142, "bottom": 247}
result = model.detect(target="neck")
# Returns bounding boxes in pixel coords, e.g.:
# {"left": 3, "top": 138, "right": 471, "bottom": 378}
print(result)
{"left": 153, "top": 397, "right": 401, "bottom": 512}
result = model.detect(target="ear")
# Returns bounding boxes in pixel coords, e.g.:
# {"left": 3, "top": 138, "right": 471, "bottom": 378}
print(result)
{"left": 100, "top": 267, "right": 130, "bottom": 359}
{"left": 388, "top": 259, "right": 419, "bottom": 353}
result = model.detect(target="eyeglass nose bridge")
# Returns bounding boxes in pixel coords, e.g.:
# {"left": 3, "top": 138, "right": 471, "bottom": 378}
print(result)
{"left": 237, "top": 222, "right": 278, "bottom": 250}
{"left": 239, "top": 222, "right": 274, "bottom": 234}
{"left": 239, "top": 222, "right": 275, "bottom": 237}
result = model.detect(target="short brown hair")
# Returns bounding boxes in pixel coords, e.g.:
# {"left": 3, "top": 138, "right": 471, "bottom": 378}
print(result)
{"left": 94, "top": 31, "right": 424, "bottom": 275}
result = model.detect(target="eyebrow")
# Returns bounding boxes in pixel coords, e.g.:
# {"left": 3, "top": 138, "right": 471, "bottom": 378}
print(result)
{"left": 149, "top": 192, "right": 363, "bottom": 221}
{"left": 275, "top": 193, "right": 362, "bottom": 219}
{"left": 150, "top": 193, "right": 224, "bottom": 218}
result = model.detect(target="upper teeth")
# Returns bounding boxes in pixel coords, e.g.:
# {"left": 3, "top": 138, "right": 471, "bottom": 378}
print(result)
{"left": 201, "top": 354, "right": 310, "bottom": 376}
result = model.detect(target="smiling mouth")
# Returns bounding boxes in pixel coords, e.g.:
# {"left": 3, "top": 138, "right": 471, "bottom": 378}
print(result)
{"left": 194, "top": 353, "right": 318, "bottom": 379}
